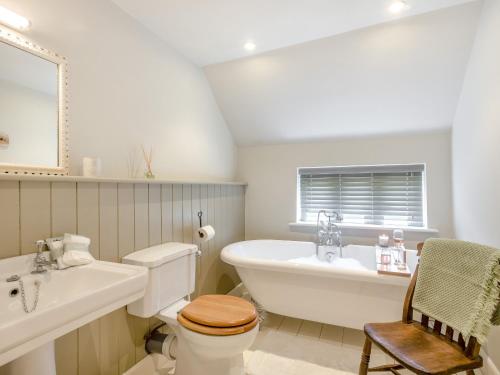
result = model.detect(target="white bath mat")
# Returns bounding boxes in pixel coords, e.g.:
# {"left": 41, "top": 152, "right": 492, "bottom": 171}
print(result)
{"left": 245, "top": 350, "right": 355, "bottom": 375}
{"left": 122, "top": 353, "right": 174, "bottom": 375}
{"left": 124, "top": 350, "right": 356, "bottom": 375}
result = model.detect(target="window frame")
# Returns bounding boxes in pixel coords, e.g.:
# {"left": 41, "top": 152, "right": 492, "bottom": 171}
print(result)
{"left": 296, "top": 163, "right": 429, "bottom": 230}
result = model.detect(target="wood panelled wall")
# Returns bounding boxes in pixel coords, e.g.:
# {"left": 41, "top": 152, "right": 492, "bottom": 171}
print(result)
{"left": 0, "top": 179, "right": 245, "bottom": 375}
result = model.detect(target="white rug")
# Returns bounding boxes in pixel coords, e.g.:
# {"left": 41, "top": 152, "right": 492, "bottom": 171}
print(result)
{"left": 245, "top": 350, "right": 355, "bottom": 375}
{"left": 124, "top": 350, "right": 356, "bottom": 375}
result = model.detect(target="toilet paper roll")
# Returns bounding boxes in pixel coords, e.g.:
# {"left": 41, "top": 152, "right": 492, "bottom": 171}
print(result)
{"left": 196, "top": 225, "right": 215, "bottom": 242}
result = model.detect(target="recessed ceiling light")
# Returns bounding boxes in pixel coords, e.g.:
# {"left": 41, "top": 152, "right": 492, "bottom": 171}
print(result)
{"left": 0, "top": 6, "right": 31, "bottom": 31}
{"left": 244, "top": 41, "right": 257, "bottom": 52}
{"left": 388, "top": 0, "right": 410, "bottom": 14}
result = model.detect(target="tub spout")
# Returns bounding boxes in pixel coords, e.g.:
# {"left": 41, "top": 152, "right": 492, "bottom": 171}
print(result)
{"left": 316, "top": 210, "right": 343, "bottom": 260}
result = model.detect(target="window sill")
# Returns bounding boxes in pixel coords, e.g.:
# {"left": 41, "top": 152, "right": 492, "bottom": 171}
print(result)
{"left": 289, "top": 222, "right": 439, "bottom": 240}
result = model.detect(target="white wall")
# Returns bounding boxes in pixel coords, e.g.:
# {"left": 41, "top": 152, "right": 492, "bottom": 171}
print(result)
{"left": 2, "top": 0, "right": 236, "bottom": 180}
{"left": 237, "top": 131, "right": 453, "bottom": 248}
{"left": 0, "top": 80, "right": 58, "bottom": 166}
{"left": 205, "top": 3, "right": 481, "bottom": 146}
{"left": 452, "top": 0, "right": 500, "bottom": 368}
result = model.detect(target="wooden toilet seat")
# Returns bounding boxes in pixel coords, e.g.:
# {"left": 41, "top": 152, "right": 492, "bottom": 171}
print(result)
{"left": 177, "top": 295, "right": 258, "bottom": 336}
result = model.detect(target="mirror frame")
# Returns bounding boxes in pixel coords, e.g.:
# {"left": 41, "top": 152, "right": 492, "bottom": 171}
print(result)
{"left": 0, "top": 26, "right": 69, "bottom": 176}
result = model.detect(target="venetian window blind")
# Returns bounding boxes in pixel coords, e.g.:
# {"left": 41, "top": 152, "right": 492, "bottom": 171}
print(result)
{"left": 298, "top": 164, "right": 426, "bottom": 227}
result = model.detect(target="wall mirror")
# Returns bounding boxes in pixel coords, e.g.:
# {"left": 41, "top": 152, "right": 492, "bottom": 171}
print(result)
{"left": 0, "top": 26, "right": 68, "bottom": 175}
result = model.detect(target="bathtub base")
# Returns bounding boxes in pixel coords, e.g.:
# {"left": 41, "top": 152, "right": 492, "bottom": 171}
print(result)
{"left": 221, "top": 241, "right": 416, "bottom": 330}
{"left": 239, "top": 267, "right": 406, "bottom": 329}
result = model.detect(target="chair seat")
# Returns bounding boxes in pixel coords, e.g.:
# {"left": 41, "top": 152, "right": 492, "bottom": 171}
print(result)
{"left": 364, "top": 322, "right": 482, "bottom": 375}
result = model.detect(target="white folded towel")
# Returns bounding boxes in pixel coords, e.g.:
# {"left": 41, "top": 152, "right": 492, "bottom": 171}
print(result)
{"left": 45, "top": 234, "right": 95, "bottom": 269}
{"left": 61, "top": 233, "right": 94, "bottom": 267}
{"left": 62, "top": 250, "right": 94, "bottom": 266}
{"left": 64, "top": 233, "right": 91, "bottom": 252}
{"left": 46, "top": 237, "right": 64, "bottom": 259}
{"left": 46, "top": 237, "right": 68, "bottom": 269}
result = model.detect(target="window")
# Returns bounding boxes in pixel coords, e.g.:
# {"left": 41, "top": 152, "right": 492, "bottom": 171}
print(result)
{"left": 298, "top": 164, "right": 426, "bottom": 228}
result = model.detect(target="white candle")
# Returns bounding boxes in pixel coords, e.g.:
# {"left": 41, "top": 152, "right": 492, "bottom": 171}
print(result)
{"left": 82, "top": 157, "right": 102, "bottom": 177}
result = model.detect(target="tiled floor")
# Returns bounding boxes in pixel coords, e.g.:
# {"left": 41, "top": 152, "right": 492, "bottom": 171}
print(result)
{"left": 244, "top": 313, "right": 393, "bottom": 375}
{"left": 125, "top": 313, "right": 387, "bottom": 375}
{"left": 125, "top": 313, "right": 481, "bottom": 375}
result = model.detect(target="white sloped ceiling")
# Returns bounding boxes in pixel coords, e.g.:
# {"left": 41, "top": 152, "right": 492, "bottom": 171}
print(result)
{"left": 112, "top": 0, "right": 477, "bottom": 66}
{"left": 204, "top": 2, "right": 482, "bottom": 146}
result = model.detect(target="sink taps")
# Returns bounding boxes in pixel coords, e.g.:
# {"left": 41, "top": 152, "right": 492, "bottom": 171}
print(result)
{"left": 32, "top": 240, "right": 51, "bottom": 274}
{"left": 316, "top": 210, "right": 343, "bottom": 262}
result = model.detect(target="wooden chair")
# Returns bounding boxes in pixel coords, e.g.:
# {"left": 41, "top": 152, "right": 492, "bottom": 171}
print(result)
{"left": 359, "top": 242, "right": 483, "bottom": 375}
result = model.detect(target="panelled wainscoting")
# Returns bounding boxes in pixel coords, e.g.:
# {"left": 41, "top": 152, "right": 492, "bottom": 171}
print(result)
{"left": 0, "top": 177, "right": 245, "bottom": 375}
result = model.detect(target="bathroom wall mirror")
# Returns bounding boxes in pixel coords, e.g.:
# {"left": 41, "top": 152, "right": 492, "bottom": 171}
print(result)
{"left": 0, "top": 26, "right": 68, "bottom": 175}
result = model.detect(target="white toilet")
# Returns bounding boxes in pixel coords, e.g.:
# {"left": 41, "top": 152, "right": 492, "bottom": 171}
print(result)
{"left": 123, "top": 243, "right": 258, "bottom": 375}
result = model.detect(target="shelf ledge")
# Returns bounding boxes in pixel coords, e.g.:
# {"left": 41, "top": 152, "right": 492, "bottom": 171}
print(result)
{"left": 0, "top": 174, "right": 247, "bottom": 186}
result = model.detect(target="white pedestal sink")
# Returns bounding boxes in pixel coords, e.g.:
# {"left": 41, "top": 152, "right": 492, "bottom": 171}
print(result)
{"left": 1, "top": 342, "right": 56, "bottom": 375}
{"left": 0, "top": 253, "right": 148, "bottom": 374}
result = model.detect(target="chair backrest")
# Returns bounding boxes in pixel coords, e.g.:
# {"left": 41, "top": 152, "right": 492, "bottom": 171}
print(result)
{"left": 401, "top": 241, "right": 481, "bottom": 359}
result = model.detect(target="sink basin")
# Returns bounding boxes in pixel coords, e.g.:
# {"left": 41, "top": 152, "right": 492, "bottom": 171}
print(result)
{"left": 0, "top": 252, "right": 148, "bottom": 367}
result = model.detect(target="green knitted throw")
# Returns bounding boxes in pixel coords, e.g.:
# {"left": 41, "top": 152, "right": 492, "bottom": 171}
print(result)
{"left": 413, "top": 238, "right": 500, "bottom": 344}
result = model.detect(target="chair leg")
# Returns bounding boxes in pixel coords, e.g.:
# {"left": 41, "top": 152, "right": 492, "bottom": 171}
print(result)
{"left": 359, "top": 337, "right": 372, "bottom": 375}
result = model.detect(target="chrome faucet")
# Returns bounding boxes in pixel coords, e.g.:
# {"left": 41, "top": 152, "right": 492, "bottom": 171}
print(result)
{"left": 32, "top": 240, "right": 51, "bottom": 274}
{"left": 316, "top": 210, "right": 343, "bottom": 261}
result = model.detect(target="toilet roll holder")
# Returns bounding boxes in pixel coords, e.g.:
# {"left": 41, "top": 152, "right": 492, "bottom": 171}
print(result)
{"left": 197, "top": 211, "right": 203, "bottom": 228}
{"left": 196, "top": 211, "right": 215, "bottom": 242}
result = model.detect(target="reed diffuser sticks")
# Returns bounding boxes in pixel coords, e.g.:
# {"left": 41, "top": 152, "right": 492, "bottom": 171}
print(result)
{"left": 141, "top": 145, "right": 154, "bottom": 179}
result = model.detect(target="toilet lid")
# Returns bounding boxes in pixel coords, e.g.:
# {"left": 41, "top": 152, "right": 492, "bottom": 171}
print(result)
{"left": 180, "top": 295, "right": 257, "bottom": 328}
{"left": 177, "top": 314, "right": 258, "bottom": 336}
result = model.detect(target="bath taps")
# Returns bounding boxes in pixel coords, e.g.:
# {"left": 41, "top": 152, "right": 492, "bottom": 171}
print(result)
{"left": 32, "top": 240, "right": 51, "bottom": 274}
{"left": 316, "top": 210, "right": 343, "bottom": 261}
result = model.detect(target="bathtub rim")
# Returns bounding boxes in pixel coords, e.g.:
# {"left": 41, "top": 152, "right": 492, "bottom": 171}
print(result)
{"left": 221, "top": 240, "right": 414, "bottom": 287}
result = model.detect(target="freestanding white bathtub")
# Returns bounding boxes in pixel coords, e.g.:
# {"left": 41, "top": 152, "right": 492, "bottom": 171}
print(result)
{"left": 221, "top": 240, "right": 418, "bottom": 330}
